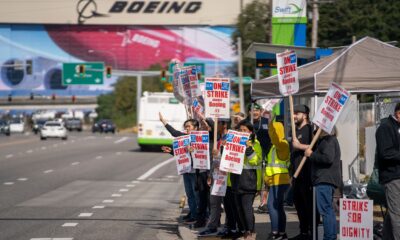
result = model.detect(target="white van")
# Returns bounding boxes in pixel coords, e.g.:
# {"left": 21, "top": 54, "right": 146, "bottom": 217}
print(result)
{"left": 138, "top": 92, "right": 187, "bottom": 150}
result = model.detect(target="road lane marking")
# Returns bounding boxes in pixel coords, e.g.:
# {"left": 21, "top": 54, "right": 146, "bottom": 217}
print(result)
{"left": 102, "top": 199, "right": 114, "bottom": 203}
{"left": 27, "top": 149, "right": 33, "bottom": 153}
{"left": 4, "top": 182, "right": 14, "bottom": 185}
{"left": 31, "top": 238, "right": 73, "bottom": 240}
{"left": 92, "top": 205, "right": 105, "bottom": 209}
{"left": 0, "top": 139, "right": 37, "bottom": 148}
{"left": 43, "top": 170, "right": 54, "bottom": 174}
{"left": 78, "top": 213, "right": 93, "bottom": 217}
{"left": 166, "top": 175, "right": 177, "bottom": 178}
{"left": 71, "top": 162, "right": 80, "bottom": 166}
{"left": 41, "top": 147, "right": 47, "bottom": 150}
{"left": 95, "top": 156, "right": 103, "bottom": 159}
{"left": 62, "top": 223, "right": 78, "bottom": 227}
{"left": 116, "top": 152, "right": 122, "bottom": 155}
{"left": 17, "top": 178, "right": 28, "bottom": 181}
{"left": 112, "top": 194, "right": 122, "bottom": 197}
{"left": 126, "top": 184, "right": 135, "bottom": 187}
{"left": 119, "top": 189, "right": 129, "bottom": 192}
{"left": 137, "top": 157, "right": 175, "bottom": 180}
{"left": 131, "top": 180, "right": 140, "bottom": 184}
{"left": 5, "top": 154, "right": 13, "bottom": 158}
{"left": 114, "top": 137, "right": 128, "bottom": 144}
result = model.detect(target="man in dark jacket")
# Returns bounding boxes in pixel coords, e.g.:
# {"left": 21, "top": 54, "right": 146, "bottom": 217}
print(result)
{"left": 375, "top": 103, "right": 400, "bottom": 240}
{"left": 305, "top": 127, "right": 341, "bottom": 240}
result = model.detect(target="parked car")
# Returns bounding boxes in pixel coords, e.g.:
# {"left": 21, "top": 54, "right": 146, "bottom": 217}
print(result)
{"left": 65, "top": 118, "right": 83, "bottom": 131}
{"left": 92, "top": 119, "right": 115, "bottom": 133}
{"left": 9, "top": 118, "right": 24, "bottom": 133}
{"left": 32, "top": 119, "right": 47, "bottom": 134}
{"left": 40, "top": 121, "right": 68, "bottom": 140}
{"left": 0, "top": 120, "right": 10, "bottom": 136}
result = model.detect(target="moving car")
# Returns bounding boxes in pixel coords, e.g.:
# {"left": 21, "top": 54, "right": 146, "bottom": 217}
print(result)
{"left": 65, "top": 118, "right": 83, "bottom": 131}
{"left": 92, "top": 119, "right": 115, "bottom": 133}
{"left": 32, "top": 119, "right": 47, "bottom": 134}
{"left": 0, "top": 120, "right": 10, "bottom": 136}
{"left": 40, "top": 121, "right": 67, "bottom": 140}
{"left": 9, "top": 118, "right": 24, "bottom": 133}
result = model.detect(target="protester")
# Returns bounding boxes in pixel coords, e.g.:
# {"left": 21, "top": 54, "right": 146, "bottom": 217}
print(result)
{"left": 247, "top": 103, "right": 271, "bottom": 159}
{"left": 230, "top": 120, "right": 262, "bottom": 240}
{"left": 265, "top": 118, "right": 290, "bottom": 240}
{"left": 304, "top": 127, "right": 341, "bottom": 240}
{"left": 375, "top": 102, "right": 400, "bottom": 240}
{"left": 289, "top": 105, "right": 314, "bottom": 240}
{"left": 159, "top": 113, "right": 209, "bottom": 227}
{"left": 232, "top": 112, "right": 245, "bottom": 129}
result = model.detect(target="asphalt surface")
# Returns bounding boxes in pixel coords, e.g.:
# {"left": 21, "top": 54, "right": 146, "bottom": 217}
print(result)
{"left": 0, "top": 131, "right": 184, "bottom": 240}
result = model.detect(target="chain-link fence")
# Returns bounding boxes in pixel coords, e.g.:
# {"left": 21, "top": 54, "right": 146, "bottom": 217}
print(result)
{"left": 375, "top": 94, "right": 400, "bottom": 124}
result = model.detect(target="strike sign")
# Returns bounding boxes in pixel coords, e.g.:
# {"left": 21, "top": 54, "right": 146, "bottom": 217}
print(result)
{"left": 190, "top": 131, "right": 210, "bottom": 170}
{"left": 276, "top": 50, "right": 299, "bottom": 96}
{"left": 192, "top": 98, "right": 204, "bottom": 116}
{"left": 211, "top": 168, "right": 228, "bottom": 196}
{"left": 340, "top": 199, "right": 373, "bottom": 240}
{"left": 179, "top": 67, "right": 193, "bottom": 102}
{"left": 219, "top": 130, "right": 250, "bottom": 174}
{"left": 313, "top": 82, "right": 350, "bottom": 134}
{"left": 188, "top": 66, "right": 201, "bottom": 98}
{"left": 172, "top": 135, "right": 192, "bottom": 175}
{"left": 204, "top": 77, "right": 230, "bottom": 119}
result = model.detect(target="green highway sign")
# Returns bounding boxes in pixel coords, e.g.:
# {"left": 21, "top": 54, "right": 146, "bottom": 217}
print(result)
{"left": 62, "top": 62, "right": 104, "bottom": 85}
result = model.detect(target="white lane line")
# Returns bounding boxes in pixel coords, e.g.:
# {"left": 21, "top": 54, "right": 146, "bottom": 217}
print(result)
{"left": 62, "top": 223, "right": 78, "bottom": 227}
{"left": 119, "top": 189, "right": 129, "bottom": 192}
{"left": 4, "top": 182, "right": 14, "bottom": 185}
{"left": 30, "top": 238, "right": 74, "bottom": 240}
{"left": 116, "top": 152, "right": 122, "bottom": 155}
{"left": 78, "top": 213, "right": 93, "bottom": 217}
{"left": 102, "top": 199, "right": 114, "bottom": 203}
{"left": 95, "top": 156, "right": 103, "bottom": 159}
{"left": 131, "top": 180, "right": 140, "bottom": 184}
{"left": 126, "top": 184, "right": 135, "bottom": 187}
{"left": 43, "top": 169, "right": 54, "bottom": 174}
{"left": 137, "top": 157, "right": 175, "bottom": 181}
{"left": 63, "top": 142, "right": 67, "bottom": 145}
{"left": 166, "top": 175, "right": 177, "bottom": 178}
{"left": 27, "top": 149, "right": 33, "bottom": 153}
{"left": 92, "top": 205, "right": 105, "bottom": 209}
{"left": 71, "top": 140, "right": 75, "bottom": 143}
{"left": 111, "top": 194, "right": 122, "bottom": 197}
{"left": 53, "top": 144, "right": 58, "bottom": 147}
{"left": 5, "top": 154, "right": 13, "bottom": 158}
{"left": 71, "top": 162, "right": 80, "bottom": 166}
{"left": 41, "top": 146, "right": 47, "bottom": 150}
{"left": 17, "top": 178, "right": 28, "bottom": 181}
{"left": 114, "top": 137, "right": 128, "bottom": 144}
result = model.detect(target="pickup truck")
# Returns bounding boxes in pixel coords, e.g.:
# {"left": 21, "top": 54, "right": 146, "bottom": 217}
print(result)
{"left": 64, "top": 118, "right": 83, "bottom": 131}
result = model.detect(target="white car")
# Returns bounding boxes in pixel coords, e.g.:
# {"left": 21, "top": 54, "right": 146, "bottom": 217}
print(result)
{"left": 40, "top": 121, "right": 67, "bottom": 140}
{"left": 9, "top": 119, "right": 24, "bottom": 133}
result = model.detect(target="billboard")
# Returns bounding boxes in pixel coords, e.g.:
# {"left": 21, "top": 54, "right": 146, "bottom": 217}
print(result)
{"left": 0, "top": 24, "right": 236, "bottom": 96}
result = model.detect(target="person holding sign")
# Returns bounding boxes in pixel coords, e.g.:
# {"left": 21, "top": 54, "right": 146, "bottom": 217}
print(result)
{"left": 265, "top": 119, "right": 290, "bottom": 240}
{"left": 230, "top": 120, "right": 262, "bottom": 240}
{"left": 375, "top": 102, "right": 400, "bottom": 240}
{"left": 304, "top": 127, "right": 341, "bottom": 240}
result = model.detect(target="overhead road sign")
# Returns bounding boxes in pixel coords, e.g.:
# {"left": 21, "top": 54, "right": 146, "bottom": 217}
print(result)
{"left": 62, "top": 62, "right": 104, "bottom": 85}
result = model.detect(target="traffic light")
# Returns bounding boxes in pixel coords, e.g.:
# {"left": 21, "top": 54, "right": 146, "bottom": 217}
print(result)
{"left": 78, "top": 65, "right": 85, "bottom": 76}
{"left": 71, "top": 95, "right": 76, "bottom": 103}
{"left": 160, "top": 69, "right": 167, "bottom": 82}
{"left": 51, "top": 93, "right": 56, "bottom": 100}
{"left": 164, "top": 82, "right": 173, "bottom": 92}
{"left": 30, "top": 92, "right": 34, "bottom": 100}
{"left": 106, "top": 66, "right": 112, "bottom": 78}
{"left": 26, "top": 60, "right": 32, "bottom": 75}
{"left": 7, "top": 94, "right": 12, "bottom": 102}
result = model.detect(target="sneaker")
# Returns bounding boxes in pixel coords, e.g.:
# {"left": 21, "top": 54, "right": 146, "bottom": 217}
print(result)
{"left": 257, "top": 204, "right": 269, "bottom": 214}
{"left": 198, "top": 228, "right": 218, "bottom": 237}
{"left": 182, "top": 212, "right": 191, "bottom": 221}
{"left": 182, "top": 217, "right": 196, "bottom": 224}
{"left": 289, "top": 233, "right": 310, "bottom": 240}
{"left": 279, "top": 233, "right": 288, "bottom": 240}
{"left": 268, "top": 232, "right": 288, "bottom": 240}
{"left": 193, "top": 219, "right": 206, "bottom": 228}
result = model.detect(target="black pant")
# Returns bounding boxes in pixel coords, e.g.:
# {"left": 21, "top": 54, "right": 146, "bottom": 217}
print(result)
{"left": 234, "top": 192, "right": 256, "bottom": 232}
{"left": 208, "top": 195, "right": 222, "bottom": 229}
{"left": 224, "top": 187, "right": 240, "bottom": 231}
{"left": 293, "top": 179, "right": 313, "bottom": 234}
{"left": 196, "top": 171, "right": 210, "bottom": 221}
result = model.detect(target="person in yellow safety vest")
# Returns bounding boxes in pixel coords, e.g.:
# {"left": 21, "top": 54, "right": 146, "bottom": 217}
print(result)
{"left": 265, "top": 119, "right": 290, "bottom": 240}
{"left": 230, "top": 120, "right": 262, "bottom": 240}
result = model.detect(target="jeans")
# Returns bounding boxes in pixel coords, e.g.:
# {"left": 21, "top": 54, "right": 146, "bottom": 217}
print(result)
{"left": 315, "top": 183, "right": 337, "bottom": 240}
{"left": 383, "top": 178, "right": 400, "bottom": 240}
{"left": 267, "top": 184, "right": 289, "bottom": 232}
{"left": 183, "top": 173, "right": 198, "bottom": 219}
{"left": 235, "top": 193, "right": 256, "bottom": 232}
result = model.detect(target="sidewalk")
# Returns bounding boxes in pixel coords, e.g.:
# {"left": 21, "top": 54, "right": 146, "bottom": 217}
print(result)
{"left": 178, "top": 196, "right": 300, "bottom": 240}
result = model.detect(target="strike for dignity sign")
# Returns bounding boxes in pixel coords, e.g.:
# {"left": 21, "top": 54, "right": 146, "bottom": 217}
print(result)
{"left": 172, "top": 135, "right": 192, "bottom": 175}
{"left": 204, "top": 77, "right": 230, "bottom": 119}
{"left": 313, "top": 82, "right": 350, "bottom": 134}
{"left": 190, "top": 131, "right": 210, "bottom": 170}
{"left": 276, "top": 50, "right": 299, "bottom": 96}
{"left": 219, "top": 130, "right": 250, "bottom": 174}
{"left": 340, "top": 199, "right": 373, "bottom": 240}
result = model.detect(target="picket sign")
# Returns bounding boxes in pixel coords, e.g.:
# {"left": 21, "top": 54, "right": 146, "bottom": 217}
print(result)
{"left": 293, "top": 83, "right": 350, "bottom": 178}
{"left": 340, "top": 199, "right": 373, "bottom": 240}
{"left": 277, "top": 50, "right": 299, "bottom": 142}
{"left": 187, "top": 65, "right": 202, "bottom": 98}
{"left": 211, "top": 168, "right": 228, "bottom": 196}
{"left": 172, "top": 135, "right": 192, "bottom": 175}
{"left": 190, "top": 131, "right": 210, "bottom": 170}
{"left": 192, "top": 98, "right": 204, "bottom": 116}
{"left": 219, "top": 130, "right": 250, "bottom": 174}
{"left": 204, "top": 77, "right": 230, "bottom": 119}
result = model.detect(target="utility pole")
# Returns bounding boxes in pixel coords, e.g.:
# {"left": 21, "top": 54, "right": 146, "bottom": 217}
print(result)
{"left": 237, "top": 37, "right": 245, "bottom": 113}
{"left": 311, "top": 0, "right": 319, "bottom": 48}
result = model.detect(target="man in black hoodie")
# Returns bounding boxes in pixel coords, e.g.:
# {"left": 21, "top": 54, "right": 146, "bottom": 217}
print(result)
{"left": 375, "top": 103, "right": 400, "bottom": 240}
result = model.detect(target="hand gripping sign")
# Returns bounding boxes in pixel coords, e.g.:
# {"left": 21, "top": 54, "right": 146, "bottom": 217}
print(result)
{"left": 294, "top": 83, "right": 350, "bottom": 178}
{"left": 219, "top": 130, "right": 250, "bottom": 175}
{"left": 204, "top": 77, "right": 230, "bottom": 119}
{"left": 172, "top": 135, "right": 192, "bottom": 175}
{"left": 276, "top": 50, "right": 299, "bottom": 96}
{"left": 190, "top": 131, "right": 210, "bottom": 170}
{"left": 340, "top": 199, "right": 373, "bottom": 240}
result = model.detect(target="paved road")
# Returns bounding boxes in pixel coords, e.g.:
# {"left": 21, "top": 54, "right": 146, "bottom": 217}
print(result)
{"left": 0, "top": 131, "right": 183, "bottom": 240}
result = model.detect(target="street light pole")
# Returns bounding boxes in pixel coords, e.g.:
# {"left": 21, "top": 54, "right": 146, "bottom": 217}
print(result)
{"left": 88, "top": 49, "right": 118, "bottom": 69}
{"left": 237, "top": 37, "right": 245, "bottom": 113}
